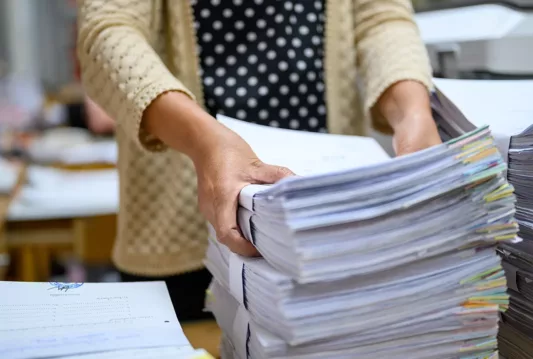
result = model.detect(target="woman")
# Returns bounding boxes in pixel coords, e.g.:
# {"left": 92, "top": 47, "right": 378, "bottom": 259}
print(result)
{"left": 77, "top": 0, "right": 441, "bottom": 321}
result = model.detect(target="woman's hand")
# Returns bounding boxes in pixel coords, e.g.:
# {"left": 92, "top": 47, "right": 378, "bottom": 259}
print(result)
{"left": 143, "top": 92, "right": 293, "bottom": 256}
{"left": 373, "top": 80, "right": 442, "bottom": 156}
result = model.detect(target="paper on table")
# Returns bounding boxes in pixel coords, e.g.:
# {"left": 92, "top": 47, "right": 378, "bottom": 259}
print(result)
{"left": 217, "top": 115, "right": 391, "bottom": 209}
{"left": 59, "top": 347, "right": 213, "bottom": 359}
{"left": 0, "top": 281, "right": 191, "bottom": 359}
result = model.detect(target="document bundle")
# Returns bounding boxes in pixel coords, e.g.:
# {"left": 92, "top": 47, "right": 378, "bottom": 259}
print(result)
{"left": 432, "top": 78, "right": 533, "bottom": 359}
{"left": 0, "top": 281, "right": 214, "bottom": 359}
{"left": 204, "top": 115, "right": 518, "bottom": 359}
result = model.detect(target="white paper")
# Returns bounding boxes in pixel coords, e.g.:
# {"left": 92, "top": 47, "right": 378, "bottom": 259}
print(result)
{"left": 60, "top": 347, "right": 211, "bottom": 359}
{"left": 229, "top": 253, "right": 245, "bottom": 306}
{"left": 416, "top": 4, "right": 524, "bottom": 44}
{"left": 232, "top": 305, "right": 250, "bottom": 359}
{"left": 0, "top": 281, "right": 192, "bottom": 359}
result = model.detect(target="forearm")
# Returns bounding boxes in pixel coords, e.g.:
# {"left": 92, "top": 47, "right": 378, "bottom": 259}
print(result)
{"left": 142, "top": 92, "right": 223, "bottom": 162}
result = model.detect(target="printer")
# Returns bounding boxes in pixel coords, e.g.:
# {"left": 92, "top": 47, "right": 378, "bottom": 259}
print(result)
{"left": 415, "top": 2, "right": 533, "bottom": 78}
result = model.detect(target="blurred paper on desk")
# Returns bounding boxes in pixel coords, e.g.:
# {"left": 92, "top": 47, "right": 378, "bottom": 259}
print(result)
{"left": 205, "top": 116, "right": 517, "bottom": 358}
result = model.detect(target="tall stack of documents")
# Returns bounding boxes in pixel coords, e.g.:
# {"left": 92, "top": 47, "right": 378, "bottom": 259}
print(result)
{"left": 0, "top": 281, "right": 214, "bottom": 359}
{"left": 432, "top": 78, "right": 533, "bottom": 359}
{"left": 204, "top": 115, "right": 518, "bottom": 359}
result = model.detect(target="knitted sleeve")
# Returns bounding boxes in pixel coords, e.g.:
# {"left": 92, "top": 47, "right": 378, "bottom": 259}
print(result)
{"left": 77, "top": 0, "right": 194, "bottom": 152}
{"left": 354, "top": 0, "right": 433, "bottom": 133}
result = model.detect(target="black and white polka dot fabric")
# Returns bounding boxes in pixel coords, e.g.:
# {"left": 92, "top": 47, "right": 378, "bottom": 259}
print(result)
{"left": 192, "top": 0, "right": 327, "bottom": 132}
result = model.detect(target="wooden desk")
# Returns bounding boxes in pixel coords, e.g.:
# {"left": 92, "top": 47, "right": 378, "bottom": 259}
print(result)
{"left": 183, "top": 320, "right": 222, "bottom": 358}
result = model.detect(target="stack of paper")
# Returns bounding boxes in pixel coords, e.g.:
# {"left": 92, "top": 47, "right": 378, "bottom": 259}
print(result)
{"left": 0, "top": 281, "right": 214, "bottom": 359}
{"left": 431, "top": 78, "right": 533, "bottom": 359}
{"left": 204, "top": 116, "right": 518, "bottom": 359}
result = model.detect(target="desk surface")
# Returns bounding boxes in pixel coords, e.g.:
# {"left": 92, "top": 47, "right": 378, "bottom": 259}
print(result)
{"left": 183, "top": 320, "right": 221, "bottom": 358}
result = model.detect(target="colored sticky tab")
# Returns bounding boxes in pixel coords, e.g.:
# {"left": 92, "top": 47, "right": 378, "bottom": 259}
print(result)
{"left": 229, "top": 252, "right": 245, "bottom": 306}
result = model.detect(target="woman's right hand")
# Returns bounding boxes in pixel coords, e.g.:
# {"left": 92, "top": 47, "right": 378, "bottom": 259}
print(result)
{"left": 143, "top": 91, "right": 294, "bottom": 256}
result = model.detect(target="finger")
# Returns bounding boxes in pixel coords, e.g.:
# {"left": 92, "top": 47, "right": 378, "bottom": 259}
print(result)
{"left": 253, "top": 163, "right": 295, "bottom": 184}
{"left": 215, "top": 193, "right": 259, "bottom": 257}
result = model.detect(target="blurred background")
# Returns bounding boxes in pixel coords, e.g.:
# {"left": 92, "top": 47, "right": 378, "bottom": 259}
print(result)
{"left": 0, "top": 0, "right": 532, "bottom": 285}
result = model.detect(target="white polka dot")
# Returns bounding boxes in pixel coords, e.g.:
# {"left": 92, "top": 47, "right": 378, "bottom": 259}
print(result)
{"left": 289, "top": 73, "right": 299, "bottom": 82}
{"left": 204, "top": 77, "right": 214, "bottom": 86}
{"left": 289, "top": 15, "right": 297, "bottom": 24}
{"left": 247, "top": 32, "right": 257, "bottom": 42}
{"left": 215, "top": 44, "right": 225, "bottom": 54}
{"left": 299, "top": 107, "right": 308, "bottom": 117}
{"left": 248, "top": 54, "right": 258, "bottom": 64}
{"left": 258, "top": 63, "right": 267, "bottom": 73}
{"left": 207, "top": 98, "right": 216, "bottom": 107}
{"left": 204, "top": 56, "right": 215, "bottom": 66}
{"left": 289, "top": 119, "right": 300, "bottom": 129}
{"left": 258, "top": 86, "right": 269, "bottom": 96}
{"left": 308, "top": 117, "right": 319, "bottom": 127}
{"left": 297, "top": 61, "right": 307, "bottom": 71}
{"left": 266, "top": 6, "right": 275, "bottom": 15}
{"left": 248, "top": 76, "right": 258, "bottom": 86}
{"left": 307, "top": 72, "right": 317, "bottom": 81}
{"left": 294, "top": 3, "right": 304, "bottom": 12}
{"left": 245, "top": 8, "right": 255, "bottom": 17}
{"left": 275, "top": 14, "right": 284, "bottom": 23}
{"left": 235, "top": 20, "right": 245, "bottom": 30}
{"left": 280, "top": 108, "right": 289, "bottom": 118}
{"left": 266, "top": 28, "right": 276, "bottom": 37}
{"left": 299, "top": 26, "right": 309, "bottom": 36}
{"left": 215, "top": 67, "right": 226, "bottom": 77}
{"left": 314, "top": 0, "right": 322, "bottom": 10}
{"left": 237, "top": 66, "right": 248, "bottom": 76}
{"left": 226, "top": 56, "right": 237, "bottom": 66}
{"left": 287, "top": 49, "right": 296, "bottom": 59}
{"left": 223, "top": 8, "right": 233, "bottom": 18}
{"left": 225, "top": 32, "right": 235, "bottom": 42}
{"left": 280, "top": 86, "right": 289, "bottom": 95}
{"left": 233, "top": 0, "right": 243, "bottom": 5}
{"left": 266, "top": 50, "right": 276, "bottom": 60}
{"left": 307, "top": 13, "right": 317, "bottom": 22}
{"left": 254, "top": 0, "right": 263, "bottom": 4}
{"left": 237, "top": 110, "right": 247, "bottom": 119}
{"left": 248, "top": 98, "right": 258, "bottom": 107}
{"left": 237, "top": 44, "right": 247, "bottom": 54}
{"left": 315, "top": 59, "right": 323, "bottom": 68}
{"left": 285, "top": 26, "right": 293, "bottom": 35}
{"left": 225, "top": 98, "right": 235, "bottom": 108}
{"left": 284, "top": 2, "right": 293, "bottom": 10}
{"left": 299, "top": 84, "right": 308, "bottom": 93}
{"left": 213, "top": 21, "right": 223, "bottom": 30}
{"left": 259, "top": 109, "right": 268, "bottom": 119}
{"left": 214, "top": 87, "right": 224, "bottom": 96}
{"left": 258, "top": 42, "right": 267, "bottom": 51}
{"left": 200, "top": 9, "right": 210, "bottom": 18}
{"left": 312, "top": 36, "right": 321, "bottom": 45}
{"left": 269, "top": 97, "right": 279, "bottom": 107}
{"left": 202, "top": 33, "right": 213, "bottom": 42}
{"left": 317, "top": 82, "right": 325, "bottom": 92}
{"left": 278, "top": 61, "right": 288, "bottom": 71}
{"left": 276, "top": 38, "right": 287, "bottom": 47}
{"left": 211, "top": 0, "right": 221, "bottom": 5}
{"left": 304, "top": 48, "right": 314, "bottom": 58}
{"left": 257, "top": 19, "right": 266, "bottom": 28}
{"left": 269, "top": 120, "right": 280, "bottom": 127}
{"left": 318, "top": 105, "right": 326, "bottom": 115}
{"left": 289, "top": 96, "right": 299, "bottom": 106}
{"left": 292, "top": 38, "right": 302, "bottom": 48}
{"left": 308, "top": 95, "right": 317, "bottom": 104}
{"left": 236, "top": 87, "right": 247, "bottom": 97}
{"left": 226, "top": 77, "right": 236, "bottom": 86}
{"left": 268, "top": 74, "right": 279, "bottom": 83}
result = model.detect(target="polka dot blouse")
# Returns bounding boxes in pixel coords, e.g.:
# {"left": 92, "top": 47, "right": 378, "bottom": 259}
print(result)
{"left": 192, "top": 0, "right": 327, "bottom": 132}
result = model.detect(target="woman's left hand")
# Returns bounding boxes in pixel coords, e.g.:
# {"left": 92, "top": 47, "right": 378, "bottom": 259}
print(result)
{"left": 373, "top": 80, "right": 442, "bottom": 156}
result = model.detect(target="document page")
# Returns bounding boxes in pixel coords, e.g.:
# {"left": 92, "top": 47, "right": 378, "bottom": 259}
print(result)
{"left": 0, "top": 281, "right": 192, "bottom": 359}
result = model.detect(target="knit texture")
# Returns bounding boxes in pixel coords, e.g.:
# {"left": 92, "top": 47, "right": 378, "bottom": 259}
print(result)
{"left": 77, "top": 0, "right": 432, "bottom": 276}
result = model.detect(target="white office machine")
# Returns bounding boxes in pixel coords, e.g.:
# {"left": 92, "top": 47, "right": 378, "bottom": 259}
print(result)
{"left": 416, "top": 2, "right": 533, "bottom": 78}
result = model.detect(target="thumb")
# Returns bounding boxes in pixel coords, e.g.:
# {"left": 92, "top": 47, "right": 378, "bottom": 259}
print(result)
{"left": 253, "top": 163, "right": 295, "bottom": 184}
